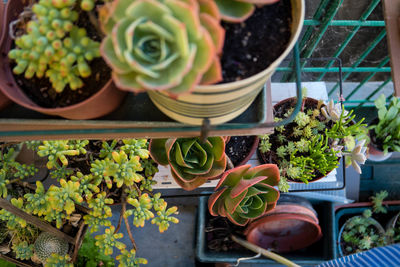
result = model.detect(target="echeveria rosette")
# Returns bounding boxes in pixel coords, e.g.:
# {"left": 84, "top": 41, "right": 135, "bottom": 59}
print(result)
{"left": 215, "top": 0, "right": 280, "bottom": 22}
{"left": 149, "top": 137, "right": 227, "bottom": 190}
{"left": 208, "top": 164, "right": 280, "bottom": 226}
{"left": 100, "top": 0, "right": 225, "bottom": 95}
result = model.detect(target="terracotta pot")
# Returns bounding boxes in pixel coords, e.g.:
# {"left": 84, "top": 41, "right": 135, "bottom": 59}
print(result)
{"left": 368, "top": 118, "right": 393, "bottom": 162}
{"left": 0, "top": 0, "right": 126, "bottom": 119}
{"left": 338, "top": 216, "right": 385, "bottom": 257}
{"left": 244, "top": 195, "right": 322, "bottom": 253}
{"left": 147, "top": 0, "right": 305, "bottom": 125}
{"left": 258, "top": 97, "right": 336, "bottom": 183}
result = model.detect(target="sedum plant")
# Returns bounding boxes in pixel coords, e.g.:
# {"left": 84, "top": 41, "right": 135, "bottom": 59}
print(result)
{"left": 99, "top": 0, "right": 225, "bottom": 95}
{"left": 149, "top": 137, "right": 227, "bottom": 190}
{"left": 340, "top": 191, "right": 390, "bottom": 255}
{"left": 208, "top": 164, "right": 280, "bottom": 226}
{"left": 8, "top": 0, "right": 100, "bottom": 93}
{"left": 259, "top": 97, "right": 368, "bottom": 191}
{"left": 214, "top": 0, "right": 280, "bottom": 22}
{"left": 369, "top": 94, "right": 400, "bottom": 154}
{"left": 0, "top": 139, "right": 178, "bottom": 266}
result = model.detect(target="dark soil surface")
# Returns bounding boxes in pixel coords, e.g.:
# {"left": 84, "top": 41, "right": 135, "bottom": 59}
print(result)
{"left": 225, "top": 136, "right": 258, "bottom": 166}
{"left": 11, "top": 10, "right": 110, "bottom": 108}
{"left": 220, "top": 0, "right": 292, "bottom": 83}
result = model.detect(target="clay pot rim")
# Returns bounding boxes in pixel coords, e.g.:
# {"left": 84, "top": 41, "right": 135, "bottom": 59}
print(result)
{"left": 244, "top": 213, "right": 322, "bottom": 253}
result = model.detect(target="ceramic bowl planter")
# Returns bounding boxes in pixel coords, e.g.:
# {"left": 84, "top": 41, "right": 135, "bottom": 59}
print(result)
{"left": 0, "top": 0, "right": 126, "bottom": 119}
{"left": 196, "top": 195, "right": 335, "bottom": 265}
{"left": 147, "top": 0, "right": 305, "bottom": 125}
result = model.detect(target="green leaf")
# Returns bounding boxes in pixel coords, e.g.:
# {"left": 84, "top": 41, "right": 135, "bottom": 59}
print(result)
{"left": 374, "top": 94, "right": 387, "bottom": 109}
{"left": 385, "top": 106, "right": 398, "bottom": 121}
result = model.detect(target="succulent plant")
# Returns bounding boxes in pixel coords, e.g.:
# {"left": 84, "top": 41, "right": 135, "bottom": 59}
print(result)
{"left": 2, "top": 139, "right": 178, "bottom": 266}
{"left": 8, "top": 0, "right": 100, "bottom": 93}
{"left": 214, "top": 0, "right": 280, "bottom": 22}
{"left": 34, "top": 232, "right": 69, "bottom": 264}
{"left": 12, "top": 241, "right": 34, "bottom": 260}
{"left": 208, "top": 164, "right": 280, "bottom": 226}
{"left": 116, "top": 249, "right": 148, "bottom": 267}
{"left": 99, "top": 0, "right": 225, "bottom": 95}
{"left": 259, "top": 96, "right": 368, "bottom": 191}
{"left": 95, "top": 226, "right": 126, "bottom": 256}
{"left": 44, "top": 253, "right": 73, "bottom": 267}
{"left": 149, "top": 137, "right": 227, "bottom": 190}
{"left": 369, "top": 94, "right": 400, "bottom": 154}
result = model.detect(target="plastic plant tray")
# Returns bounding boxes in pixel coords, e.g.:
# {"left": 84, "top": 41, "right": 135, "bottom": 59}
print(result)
{"left": 334, "top": 201, "right": 400, "bottom": 258}
{"left": 196, "top": 195, "right": 336, "bottom": 266}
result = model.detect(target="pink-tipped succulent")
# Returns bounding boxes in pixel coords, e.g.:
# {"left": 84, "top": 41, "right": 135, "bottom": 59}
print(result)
{"left": 214, "top": 0, "right": 280, "bottom": 23}
{"left": 208, "top": 164, "right": 280, "bottom": 226}
{"left": 99, "top": 0, "right": 225, "bottom": 95}
{"left": 149, "top": 137, "right": 227, "bottom": 191}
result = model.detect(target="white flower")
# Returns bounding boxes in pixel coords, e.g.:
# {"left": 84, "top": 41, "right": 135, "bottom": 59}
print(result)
{"left": 343, "top": 139, "right": 367, "bottom": 174}
{"left": 321, "top": 100, "right": 348, "bottom": 122}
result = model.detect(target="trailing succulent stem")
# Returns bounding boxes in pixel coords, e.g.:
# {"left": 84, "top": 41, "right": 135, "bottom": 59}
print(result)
{"left": 0, "top": 139, "right": 178, "bottom": 266}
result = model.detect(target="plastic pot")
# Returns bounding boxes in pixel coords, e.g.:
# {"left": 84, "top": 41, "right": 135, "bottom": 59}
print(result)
{"left": 368, "top": 118, "right": 393, "bottom": 162}
{"left": 244, "top": 195, "right": 322, "bottom": 253}
{"left": 338, "top": 216, "right": 385, "bottom": 257}
{"left": 0, "top": 0, "right": 126, "bottom": 119}
{"left": 147, "top": 0, "right": 305, "bottom": 125}
{"left": 225, "top": 135, "right": 260, "bottom": 167}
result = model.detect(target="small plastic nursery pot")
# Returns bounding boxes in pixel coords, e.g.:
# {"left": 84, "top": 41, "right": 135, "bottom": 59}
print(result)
{"left": 0, "top": 0, "right": 126, "bottom": 119}
{"left": 148, "top": 0, "right": 305, "bottom": 125}
{"left": 335, "top": 201, "right": 400, "bottom": 258}
{"left": 368, "top": 118, "right": 393, "bottom": 162}
{"left": 244, "top": 195, "right": 322, "bottom": 253}
{"left": 225, "top": 136, "right": 260, "bottom": 167}
{"left": 196, "top": 195, "right": 335, "bottom": 266}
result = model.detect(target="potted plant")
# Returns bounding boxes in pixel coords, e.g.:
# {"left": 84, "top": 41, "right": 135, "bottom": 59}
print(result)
{"left": 196, "top": 192, "right": 336, "bottom": 265}
{"left": 98, "top": 0, "right": 305, "bottom": 125}
{"left": 368, "top": 94, "right": 400, "bottom": 162}
{"left": 149, "top": 136, "right": 227, "bottom": 190}
{"left": 337, "top": 191, "right": 393, "bottom": 257}
{"left": 0, "top": 0, "right": 126, "bottom": 119}
{"left": 0, "top": 139, "right": 179, "bottom": 266}
{"left": 258, "top": 97, "right": 369, "bottom": 191}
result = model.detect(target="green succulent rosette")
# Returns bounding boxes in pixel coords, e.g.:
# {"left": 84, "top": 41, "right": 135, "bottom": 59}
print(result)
{"left": 208, "top": 164, "right": 280, "bottom": 226}
{"left": 100, "top": 0, "right": 224, "bottom": 95}
{"left": 214, "top": 0, "right": 280, "bottom": 22}
{"left": 149, "top": 137, "right": 227, "bottom": 190}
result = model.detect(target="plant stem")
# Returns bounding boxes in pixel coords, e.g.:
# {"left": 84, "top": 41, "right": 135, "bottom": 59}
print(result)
{"left": 122, "top": 202, "right": 137, "bottom": 250}
{"left": 231, "top": 235, "right": 301, "bottom": 267}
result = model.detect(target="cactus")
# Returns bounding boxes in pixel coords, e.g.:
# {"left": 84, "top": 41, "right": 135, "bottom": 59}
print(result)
{"left": 208, "top": 164, "right": 280, "bottom": 226}
{"left": 214, "top": 0, "right": 280, "bottom": 22}
{"left": 99, "top": 0, "right": 225, "bottom": 94}
{"left": 8, "top": 0, "right": 100, "bottom": 93}
{"left": 149, "top": 137, "right": 227, "bottom": 190}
